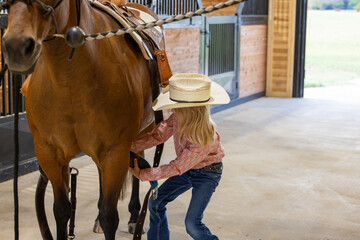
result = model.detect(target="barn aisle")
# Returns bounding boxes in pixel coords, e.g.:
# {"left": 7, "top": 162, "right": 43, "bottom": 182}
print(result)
{"left": 1, "top": 88, "right": 360, "bottom": 240}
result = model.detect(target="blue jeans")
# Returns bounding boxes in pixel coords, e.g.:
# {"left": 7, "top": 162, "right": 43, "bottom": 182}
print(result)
{"left": 147, "top": 162, "right": 222, "bottom": 240}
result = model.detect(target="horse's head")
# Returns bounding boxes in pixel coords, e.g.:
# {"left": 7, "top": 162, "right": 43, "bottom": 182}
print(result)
{"left": 2, "top": 0, "right": 62, "bottom": 74}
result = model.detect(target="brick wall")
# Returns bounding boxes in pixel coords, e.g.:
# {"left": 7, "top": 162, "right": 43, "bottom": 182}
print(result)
{"left": 164, "top": 27, "right": 201, "bottom": 74}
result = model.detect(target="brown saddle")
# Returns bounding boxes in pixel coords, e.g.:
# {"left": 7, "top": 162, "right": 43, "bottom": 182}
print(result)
{"left": 93, "top": 0, "right": 172, "bottom": 87}
{"left": 21, "top": 1, "right": 172, "bottom": 98}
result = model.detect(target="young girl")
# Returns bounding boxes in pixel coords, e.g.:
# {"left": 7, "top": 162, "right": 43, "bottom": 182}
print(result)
{"left": 129, "top": 73, "right": 230, "bottom": 240}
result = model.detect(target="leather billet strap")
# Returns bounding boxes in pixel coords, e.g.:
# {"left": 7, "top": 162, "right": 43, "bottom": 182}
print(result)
{"left": 68, "top": 167, "right": 79, "bottom": 239}
{"left": 154, "top": 50, "right": 172, "bottom": 88}
{"left": 133, "top": 111, "right": 164, "bottom": 240}
{"left": 133, "top": 188, "right": 152, "bottom": 240}
{"left": 132, "top": 60, "right": 165, "bottom": 240}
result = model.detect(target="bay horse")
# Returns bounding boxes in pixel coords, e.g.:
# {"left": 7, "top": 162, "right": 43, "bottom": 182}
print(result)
{"left": 2, "top": 0, "right": 163, "bottom": 239}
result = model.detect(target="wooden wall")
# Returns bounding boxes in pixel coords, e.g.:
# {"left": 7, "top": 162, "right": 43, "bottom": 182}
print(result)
{"left": 239, "top": 25, "right": 267, "bottom": 97}
{"left": 164, "top": 27, "right": 201, "bottom": 74}
{"left": 202, "top": 0, "right": 238, "bottom": 16}
{"left": 266, "top": 0, "right": 296, "bottom": 97}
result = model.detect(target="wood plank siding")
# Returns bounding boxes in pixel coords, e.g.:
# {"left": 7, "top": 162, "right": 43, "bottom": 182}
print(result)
{"left": 239, "top": 25, "right": 267, "bottom": 97}
{"left": 202, "top": 0, "right": 238, "bottom": 16}
{"left": 266, "top": 0, "right": 296, "bottom": 97}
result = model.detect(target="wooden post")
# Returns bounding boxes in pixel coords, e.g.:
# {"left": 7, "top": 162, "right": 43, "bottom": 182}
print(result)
{"left": 266, "top": 0, "right": 297, "bottom": 97}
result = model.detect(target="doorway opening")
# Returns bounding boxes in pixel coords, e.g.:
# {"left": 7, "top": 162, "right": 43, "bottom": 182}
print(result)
{"left": 304, "top": 1, "right": 360, "bottom": 103}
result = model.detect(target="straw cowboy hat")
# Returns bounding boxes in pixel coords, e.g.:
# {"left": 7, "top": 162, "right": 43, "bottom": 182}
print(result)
{"left": 152, "top": 73, "right": 230, "bottom": 111}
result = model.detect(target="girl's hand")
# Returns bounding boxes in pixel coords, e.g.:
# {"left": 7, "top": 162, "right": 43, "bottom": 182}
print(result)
{"left": 129, "top": 158, "right": 141, "bottom": 179}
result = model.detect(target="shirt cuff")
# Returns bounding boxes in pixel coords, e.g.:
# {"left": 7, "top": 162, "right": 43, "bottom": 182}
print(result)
{"left": 139, "top": 168, "right": 152, "bottom": 181}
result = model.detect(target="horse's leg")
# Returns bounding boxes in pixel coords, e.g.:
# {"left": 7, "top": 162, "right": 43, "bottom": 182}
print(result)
{"left": 128, "top": 175, "right": 140, "bottom": 233}
{"left": 35, "top": 167, "right": 53, "bottom": 240}
{"left": 127, "top": 150, "right": 144, "bottom": 234}
{"left": 93, "top": 167, "right": 103, "bottom": 233}
{"left": 98, "top": 147, "right": 129, "bottom": 240}
{"left": 35, "top": 144, "right": 71, "bottom": 240}
{"left": 95, "top": 152, "right": 143, "bottom": 235}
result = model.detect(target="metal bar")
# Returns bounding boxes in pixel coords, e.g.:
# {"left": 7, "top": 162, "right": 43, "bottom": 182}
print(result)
{"left": 180, "top": 0, "right": 182, "bottom": 14}
{"left": 161, "top": 0, "right": 164, "bottom": 15}
{"left": 197, "top": 0, "right": 201, "bottom": 9}
{"left": 8, "top": 72, "right": 13, "bottom": 114}
{"left": 159, "top": 0, "right": 162, "bottom": 15}
{"left": 211, "top": 25, "right": 215, "bottom": 75}
{"left": 226, "top": 24, "right": 230, "bottom": 71}
{"left": 165, "top": 0, "right": 167, "bottom": 14}
{"left": 13, "top": 73, "right": 21, "bottom": 240}
{"left": 223, "top": 25, "right": 226, "bottom": 73}
{"left": 217, "top": 24, "right": 220, "bottom": 74}
{"left": 21, "top": 76, "right": 25, "bottom": 112}
{"left": 171, "top": 0, "right": 174, "bottom": 15}
{"left": 168, "top": 0, "right": 170, "bottom": 15}
{"left": 1, "top": 28, "right": 5, "bottom": 116}
{"left": 224, "top": 24, "right": 227, "bottom": 73}
{"left": 166, "top": 0, "right": 168, "bottom": 15}
{"left": 220, "top": 24, "right": 223, "bottom": 74}
{"left": 292, "top": 0, "right": 307, "bottom": 98}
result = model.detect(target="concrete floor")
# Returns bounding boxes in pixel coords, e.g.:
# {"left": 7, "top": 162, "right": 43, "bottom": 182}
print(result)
{"left": 1, "top": 86, "right": 360, "bottom": 240}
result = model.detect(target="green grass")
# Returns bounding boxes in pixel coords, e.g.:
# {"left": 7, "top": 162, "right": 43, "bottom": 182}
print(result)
{"left": 305, "top": 10, "right": 360, "bottom": 87}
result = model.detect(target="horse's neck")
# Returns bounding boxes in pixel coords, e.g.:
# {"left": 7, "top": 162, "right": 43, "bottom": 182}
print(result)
{"left": 41, "top": 0, "right": 128, "bottom": 83}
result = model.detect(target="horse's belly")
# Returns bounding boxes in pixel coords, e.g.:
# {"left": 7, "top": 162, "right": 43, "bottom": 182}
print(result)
{"left": 139, "top": 102, "right": 155, "bottom": 133}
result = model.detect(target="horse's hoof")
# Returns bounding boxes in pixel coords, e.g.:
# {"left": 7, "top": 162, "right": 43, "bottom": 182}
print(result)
{"left": 93, "top": 218, "right": 103, "bottom": 234}
{"left": 128, "top": 223, "right": 145, "bottom": 234}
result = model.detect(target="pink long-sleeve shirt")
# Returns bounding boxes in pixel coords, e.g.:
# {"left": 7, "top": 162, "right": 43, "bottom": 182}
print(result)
{"left": 131, "top": 113, "right": 225, "bottom": 181}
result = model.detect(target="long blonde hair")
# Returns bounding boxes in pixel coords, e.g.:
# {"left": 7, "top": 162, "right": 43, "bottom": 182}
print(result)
{"left": 175, "top": 106, "right": 216, "bottom": 148}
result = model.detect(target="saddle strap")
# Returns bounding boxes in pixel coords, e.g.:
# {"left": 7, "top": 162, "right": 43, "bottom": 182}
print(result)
{"left": 68, "top": 167, "right": 79, "bottom": 239}
{"left": 133, "top": 188, "right": 151, "bottom": 240}
{"left": 155, "top": 50, "right": 172, "bottom": 88}
{"left": 133, "top": 112, "right": 164, "bottom": 240}
{"left": 133, "top": 61, "right": 164, "bottom": 240}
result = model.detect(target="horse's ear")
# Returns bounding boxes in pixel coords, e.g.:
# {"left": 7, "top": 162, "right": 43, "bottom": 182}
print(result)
{"left": 20, "top": 75, "right": 31, "bottom": 97}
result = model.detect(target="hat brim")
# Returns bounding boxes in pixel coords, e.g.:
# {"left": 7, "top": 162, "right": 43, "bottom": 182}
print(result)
{"left": 152, "top": 81, "right": 230, "bottom": 111}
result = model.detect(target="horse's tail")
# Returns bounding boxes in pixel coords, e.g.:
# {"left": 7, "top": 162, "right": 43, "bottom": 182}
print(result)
{"left": 35, "top": 168, "right": 54, "bottom": 240}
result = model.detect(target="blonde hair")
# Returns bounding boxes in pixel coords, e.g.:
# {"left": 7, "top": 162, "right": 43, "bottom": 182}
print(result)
{"left": 175, "top": 106, "right": 216, "bottom": 148}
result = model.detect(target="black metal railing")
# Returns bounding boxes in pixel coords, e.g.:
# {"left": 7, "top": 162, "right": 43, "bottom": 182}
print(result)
{"left": 241, "top": 0, "right": 268, "bottom": 15}
{"left": 208, "top": 23, "right": 235, "bottom": 76}
{"left": 0, "top": 17, "right": 26, "bottom": 117}
{"left": 128, "top": 0, "right": 201, "bottom": 15}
